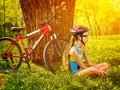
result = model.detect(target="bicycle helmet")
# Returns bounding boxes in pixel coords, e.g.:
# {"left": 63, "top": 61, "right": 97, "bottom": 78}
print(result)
{"left": 70, "top": 25, "right": 89, "bottom": 36}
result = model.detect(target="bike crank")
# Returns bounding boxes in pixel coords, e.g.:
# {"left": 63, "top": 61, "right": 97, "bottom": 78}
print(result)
{"left": 22, "top": 53, "right": 31, "bottom": 63}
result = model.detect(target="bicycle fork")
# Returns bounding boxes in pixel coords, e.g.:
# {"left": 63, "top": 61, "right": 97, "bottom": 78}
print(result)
{"left": 50, "top": 33, "right": 63, "bottom": 56}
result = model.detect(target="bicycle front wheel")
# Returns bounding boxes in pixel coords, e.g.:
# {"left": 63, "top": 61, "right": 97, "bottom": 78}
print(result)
{"left": 0, "top": 37, "right": 22, "bottom": 73}
{"left": 43, "top": 39, "right": 68, "bottom": 74}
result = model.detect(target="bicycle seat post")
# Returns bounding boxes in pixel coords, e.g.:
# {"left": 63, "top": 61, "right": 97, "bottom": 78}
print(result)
{"left": 15, "top": 31, "right": 21, "bottom": 38}
{"left": 11, "top": 27, "right": 25, "bottom": 37}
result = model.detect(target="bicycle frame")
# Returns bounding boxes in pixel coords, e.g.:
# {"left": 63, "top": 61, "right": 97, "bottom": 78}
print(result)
{"left": 5, "top": 24, "right": 58, "bottom": 59}
{"left": 0, "top": 6, "right": 68, "bottom": 72}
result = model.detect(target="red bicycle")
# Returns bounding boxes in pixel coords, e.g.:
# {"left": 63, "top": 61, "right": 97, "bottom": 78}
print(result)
{"left": 0, "top": 15, "right": 67, "bottom": 74}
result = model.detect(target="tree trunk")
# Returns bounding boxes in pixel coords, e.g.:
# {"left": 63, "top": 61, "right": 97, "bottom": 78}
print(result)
{"left": 19, "top": 0, "right": 75, "bottom": 65}
{"left": 84, "top": 6, "right": 93, "bottom": 38}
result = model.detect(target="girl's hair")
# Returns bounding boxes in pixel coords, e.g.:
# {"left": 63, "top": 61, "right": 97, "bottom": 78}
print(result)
{"left": 62, "top": 36, "right": 76, "bottom": 71}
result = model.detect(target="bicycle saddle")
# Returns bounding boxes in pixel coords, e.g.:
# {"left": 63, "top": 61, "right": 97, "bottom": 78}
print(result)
{"left": 11, "top": 27, "right": 25, "bottom": 32}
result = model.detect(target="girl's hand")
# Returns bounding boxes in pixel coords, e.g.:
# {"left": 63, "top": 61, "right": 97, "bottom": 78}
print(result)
{"left": 93, "top": 66, "right": 108, "bottom": 76}
{"left": 98, "top": 70, "right": 108, "bottom": 76}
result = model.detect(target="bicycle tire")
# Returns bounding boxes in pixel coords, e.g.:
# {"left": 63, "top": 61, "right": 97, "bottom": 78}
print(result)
{"left": 43, "top": 39, "right": 68, "bottom": 74}
{"left": 0, "top": 37, "right": 22, "bottom": 73}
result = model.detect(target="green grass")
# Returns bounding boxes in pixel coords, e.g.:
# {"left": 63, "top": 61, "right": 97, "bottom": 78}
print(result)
{"left": 0, "top": 35, "right": 120, "bottom": 90}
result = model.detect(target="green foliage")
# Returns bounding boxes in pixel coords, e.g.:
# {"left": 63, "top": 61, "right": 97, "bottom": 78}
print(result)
{"left": 0, "top": 74, "right": 7, "bottom": 90}
{"left": 0, "top": 0, "right": 23, "bottom": 25}
{"left": 0, "top": 0, "right": 24, "bottom": 37}
{"left": 74, "top": 0, "right": 120, "bottom": 35}
{"left": 1, "top": 35, "right": 120, "bottom": 90}
{"left": 86, "top": 35, "right": 120, "bottom": 64}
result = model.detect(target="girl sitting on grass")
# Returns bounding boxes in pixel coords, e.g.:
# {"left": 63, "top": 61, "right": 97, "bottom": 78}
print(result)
{"left": 63, "top": 25, "right": 109, "bottom": 76}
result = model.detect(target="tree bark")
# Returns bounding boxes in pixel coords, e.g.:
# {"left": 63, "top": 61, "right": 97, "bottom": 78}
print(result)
{"left": 19, "top": 0, "right": 75, "bottom": 65}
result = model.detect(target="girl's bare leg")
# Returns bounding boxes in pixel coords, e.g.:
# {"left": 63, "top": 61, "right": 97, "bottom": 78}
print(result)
{"left": 95, "top": 63, "right": 108, "bottom": 71}
{"left": 76, "top": 67, "right": 99, "bottom": 76}
{"left": 76, "top": 63, "right": 108, "bottom": 76}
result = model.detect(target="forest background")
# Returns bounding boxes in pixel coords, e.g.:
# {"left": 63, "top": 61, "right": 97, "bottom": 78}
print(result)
{"left": 1, "top": 0, "right": 120, "bottom": 64}
{"left": 1, "top": 0, "right": 120, "bottom": 36}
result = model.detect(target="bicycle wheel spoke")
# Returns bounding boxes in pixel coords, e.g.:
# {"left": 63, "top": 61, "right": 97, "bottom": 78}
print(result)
{"left": 0, "top": 38, "right": 22, "bottom": 73}
{"left": 43, "top": 39, "right": 68, "bottom": 74}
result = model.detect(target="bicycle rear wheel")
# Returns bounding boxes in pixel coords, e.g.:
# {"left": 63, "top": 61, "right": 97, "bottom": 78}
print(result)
{"left": 0, "top": 37, "right": 22, "bottom": 73}
{"left": 43, "top": 39, "right": 68, "bottom": 74}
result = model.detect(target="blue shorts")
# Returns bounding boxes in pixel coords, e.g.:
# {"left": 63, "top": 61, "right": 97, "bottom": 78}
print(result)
{"left": 72, "top": 68, "right": 82, "bottom": 75}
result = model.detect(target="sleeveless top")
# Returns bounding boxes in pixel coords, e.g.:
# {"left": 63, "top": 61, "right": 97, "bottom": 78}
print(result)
{"left": 70, "top": 45, "right": 84, "bottom": 73}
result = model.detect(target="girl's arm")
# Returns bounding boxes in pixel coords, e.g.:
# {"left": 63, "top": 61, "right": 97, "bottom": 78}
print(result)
{"left": 69, "top": 47, "right": 87, "bottom": 69}
{"left": 83, "top": 48, "right": 94, "bottom": 67}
